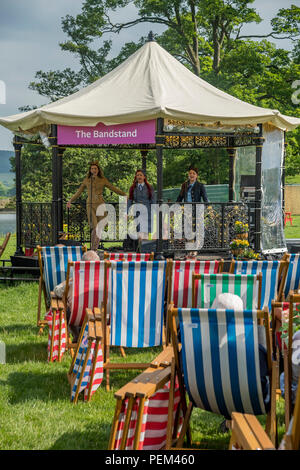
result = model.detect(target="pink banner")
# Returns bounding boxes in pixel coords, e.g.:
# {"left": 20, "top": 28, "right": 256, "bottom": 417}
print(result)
{"left": 57, "top": 120, "right": 156, "bottom": 145}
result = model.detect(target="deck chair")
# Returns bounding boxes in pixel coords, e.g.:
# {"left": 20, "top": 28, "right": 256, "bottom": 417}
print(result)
{"left": 44, "top": 295, "right": 66, "bottom": 362}
{"left": 167, "top": 305, "right": 278, "bottom": 448}
{"left": 0, "top": 232, "right": 11, "bottom": 258}
{"left": 64, "top": 259, "right": 107, "bottom": 355}
{"left": 229, "top": 259, "right": 288, "bottom": 311}
{"left": 104, "top": 251, "right": 154, "bottom": 261}
{"left": 271, "top": 293, "right": 300, "bottom": 430}
{"left": 282, "top": 254, "right": 300, "bottom": 300}
{"left": 166, "top": 259, "right": 224, "bottom": 342}
{"left": 37, "top": 245, "right": 86, "bottom": 332}
{"left": 68, "top": 308, "right": 104, "bottom": 403}
{"left": 192, "top": 273, "right": 262, "bottom": 310}
{"left": 108, "top": 347, "right": 183, "bottom": 450}
{"left": 103, "top": 259, "right": 169, "bottom": 390}
{"left": 230, "top": 376, "right": 300, "bottom": 450}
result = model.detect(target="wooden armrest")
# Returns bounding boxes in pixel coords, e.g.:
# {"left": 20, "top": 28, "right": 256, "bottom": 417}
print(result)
{"left": 231, "top": 412, "right": 275, "bottom": 450}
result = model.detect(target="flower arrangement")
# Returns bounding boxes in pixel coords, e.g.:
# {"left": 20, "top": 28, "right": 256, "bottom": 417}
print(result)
{"left": 230, "top": 239, "right": 249, "bottom": 250}
{"left": 234, "top": 221, "right": 249, "bottom": 234}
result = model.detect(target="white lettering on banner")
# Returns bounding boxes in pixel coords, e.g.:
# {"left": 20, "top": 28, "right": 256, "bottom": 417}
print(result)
{"left": 93, "top": 129, "right": 138, "bottom": 139}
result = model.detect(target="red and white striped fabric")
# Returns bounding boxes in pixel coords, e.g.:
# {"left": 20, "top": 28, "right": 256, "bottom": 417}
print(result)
{"left": 45, "top": 309, "right": 67, "bottom": 362}
{"left": 107, "top": 252, "right": 152, "bottom": 261}
{"left": 114, "top": 381, "right": 182, "bottom": 450}
{"left": 83, "top": 340, "right": 104, "bottom": 401}
{"left": 69, "top": 261, "right": 106, "bottom": 327}
{"left": 171, "top": 260, "right": 220, "bottom": 308}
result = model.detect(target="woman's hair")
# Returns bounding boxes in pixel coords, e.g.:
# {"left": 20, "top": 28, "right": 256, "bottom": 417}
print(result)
{"left": 128, "top": 169, "right": 153, "bottom": 200}
{"left": 87, "top": 161, "right": 104, "bottom": 178}
{"left": 188, "top": 165, "right": 199, "bottom": 175}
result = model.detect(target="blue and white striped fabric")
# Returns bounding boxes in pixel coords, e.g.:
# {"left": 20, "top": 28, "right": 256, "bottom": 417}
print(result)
{"left": 71, "top": 322, "right": 90, "bottom": 401}
{"left": 109, "top": 261, "right": 167, "bottom": 348}
{"left": 42, "top": 246, "right": 84, "bottom": 297}
{"left": 178, "top": 308, "right": 266, "bottom": 419}
{"left": 232, "top": 260, "right": 280, "bottom": 310}
{"left": 284, "top": 254, "right": 300, "bottom": 299}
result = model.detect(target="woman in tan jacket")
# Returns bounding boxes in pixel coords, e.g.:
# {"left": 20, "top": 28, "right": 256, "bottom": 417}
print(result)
{"left": 66, "top": 161, "right": 126, "bottom": 249}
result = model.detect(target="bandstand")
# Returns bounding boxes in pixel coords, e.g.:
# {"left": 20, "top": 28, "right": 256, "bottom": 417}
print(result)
{"left": 1, "top": 34, "right": 299, "bottom": 259}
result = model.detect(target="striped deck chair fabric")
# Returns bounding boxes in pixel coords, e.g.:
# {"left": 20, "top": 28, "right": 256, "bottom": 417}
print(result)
{"left": 170, "top": 260, "right": 221, "bottom": 308}
{"left": 109, "top": 261, "right": 167, "bottom": 348}
{"left": 193, "top": 273, "right": 260, "bottom": 310}
{"left": 177, "top": 308, "right": 267, "bottom": 420}
{"left": 42, "top": 246, "right": 84, "bottom": 300}
{"left": 105, "top": 252, "right": 153, "bottom": 261}
{"left": 114, "top": 382, "right": 181, "bottom": 450}
{"left": 232, "top": 260, "right": 281, "bottom": 310}
{"left": 68, "top": 261, "right": 106, "bottom": 327}
{"left": 284, "top": 254, "right": 300, "bottom": 299}
{"left": 70, "top": 322, "right": 104, "bottom": 402}
{"left": 45, "top": 309, "right": 67, "bottom": 362}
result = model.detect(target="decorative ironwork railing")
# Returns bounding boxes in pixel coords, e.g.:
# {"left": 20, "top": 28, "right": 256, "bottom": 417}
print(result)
{"left": 20, "top": 200, "right": 252, "bottom": 253}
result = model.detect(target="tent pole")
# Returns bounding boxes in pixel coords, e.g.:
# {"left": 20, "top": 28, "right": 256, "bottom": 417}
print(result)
{"left": 57, "top": 146, "right": 65, "bottom": 234}
{"left": 13, "top": 135, "right": 24, "bottom": 256}
{"left": 50, "top": 124, "right": 59, "bottom": 245}
{"left": 282, "top": 132, "right": 287, "bottom": 226}
{"left": 156, "top": 118, "right": 164, "bottom": 258}
{"left": 227, "top": 147, "right": 237, "bottom": 202}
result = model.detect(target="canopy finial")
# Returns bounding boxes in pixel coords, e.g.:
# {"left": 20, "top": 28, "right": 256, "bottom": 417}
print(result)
{"left": 147, "top": 31, "right": 155, "bottom": 42}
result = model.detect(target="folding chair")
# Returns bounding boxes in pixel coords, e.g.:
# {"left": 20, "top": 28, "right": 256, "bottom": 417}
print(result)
{"left": 282, "top": 254, "right": 300, "bottom": 300}
{"left": 64, "top": 260, "right": 107, "bottom": 356}
{"left": 104, "top": 260, "right": 169, "bottom": 390}
{"left": 104, "top": 251, "right": 154, "bottom": 261}
{"left": 68, "top": 308, "right": 104, "bottom": 404}
{"left": 230, "top": 377, "right": 300, "bottom": 450}
{"left": 167, "top": 305, "right": 278, "bottom": 448}
{"left": 37, "top": 245, "right": 86, "bottom": 332}
{"left": 271, "top": 293, "right": 300, "bottom": 430}
{"left": 166, "top": 259, "right": 223, "bottom": 341}
{"left": 108, "top": 347, "right": 183, "bottom": 450}
{"left": 44, "top": 295, "right": 66, "bottom": 363}
{"left": 229, "top": 259, "right": 288, "bottom": 311}
{"left": 192, "top": 273, "right": 262, "bottom": 310}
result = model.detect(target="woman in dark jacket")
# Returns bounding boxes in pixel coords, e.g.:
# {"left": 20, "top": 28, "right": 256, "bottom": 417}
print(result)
{"left": 176, "top": 166, "right": 209, "bottom": 203}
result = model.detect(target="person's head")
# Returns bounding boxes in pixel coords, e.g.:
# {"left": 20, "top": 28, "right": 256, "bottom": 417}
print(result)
{"left": 88, "top": 161, "right": 104, "bottom": 178}
{"left": 135, "top": 169, "right": 146, "bottom": 184}
{"left": 129, "top": 169, "right": 152, "bottom": 200}
{"left": 82, "top": 250, "right": 100, "bottom": 261}
{"left": 188, "top": 166, "right": 198, "bottom": 184}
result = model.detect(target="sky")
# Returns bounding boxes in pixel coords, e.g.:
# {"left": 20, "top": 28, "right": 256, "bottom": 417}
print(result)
{"left": 0, "top": 0, "right": 297, "bottom": 151}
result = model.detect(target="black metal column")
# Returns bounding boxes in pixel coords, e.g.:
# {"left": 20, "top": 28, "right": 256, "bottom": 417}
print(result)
{"left": 13, "top": 135, "right": 24, "bottom": 255}
{"left": 156, "top": 118, "right": 164, "bottom": 257}
{"left": 57, "top": 146, "right": 65, "bottom": 233}
{"left": 141, "top": 150, "right": 148, "bottom": 175}
{"left": 254, "top": 125, "right": 264, "bottom": 252}
{"left": 50, "top": 124, "right": 59, "bottom": 245}
{"left": 227, "top": 147, "right": 237, "bottom": 202}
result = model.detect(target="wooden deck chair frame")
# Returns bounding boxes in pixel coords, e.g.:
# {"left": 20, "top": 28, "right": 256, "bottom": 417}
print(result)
{"left": 103, "top": 251, "right": 154, "bottom": 261}
{"left": 229, "top": 376, "right": 300, "bottom": 450}
{"left": 36, "top": 245, "right": 87, "bottom": 334}
{"left": 165, "top": 258, "right": 224, "bottom": 343}
{"left": 67, "top": 307, "right": 103, "bottom": 404}
{"left": 281, "top": 253, "right": 300, "bottom": 301}
{"left": 48, "top": 294, "right": 65, "bottom": 363}
{"left": 229, "top": 259, "right": 289, "bottom": 308}
{"left": 271, "top": 292, "right": 300, "bottom": 430}
{"left": 108, "top": 346, "right": 177, "bottom": 450}
{"left": 191, "top": 272, "right": 263, "bottom": 310}
{"left": 166, "top": 304, "right": 278, "bottom": 448}
{"left": 103, "top": 259, "right": 170, "bottom": 391}
{"left": 0, "top": 232, "right": 11, "bottom": 258}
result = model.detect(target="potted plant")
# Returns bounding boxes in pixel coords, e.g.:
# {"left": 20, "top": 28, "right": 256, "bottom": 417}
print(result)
{"left": 230, "top": 238, "right": 250, "bottom": 257}
{"left": 234, "top": 221, "right": 249, "bottom": 240}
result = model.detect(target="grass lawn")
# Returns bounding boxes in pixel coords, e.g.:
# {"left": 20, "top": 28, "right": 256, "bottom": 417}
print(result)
{"left": 0, "top": 234, "right": 288, "bottom": 450}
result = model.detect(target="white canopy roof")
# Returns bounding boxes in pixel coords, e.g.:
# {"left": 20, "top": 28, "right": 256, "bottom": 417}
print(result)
{"left": 1, "top": 40, "right": 299, "bottom": 133}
